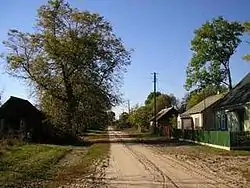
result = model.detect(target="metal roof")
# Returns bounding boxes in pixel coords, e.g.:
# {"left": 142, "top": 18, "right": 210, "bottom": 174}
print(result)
{"left": 216, "top": 73, "right": 250, "bottom": 108}
{"left": 181, "top": 94, "right": 224, "bottom": 117}
{"left": 150, "top": 106, "right": 177, "bottom": 121}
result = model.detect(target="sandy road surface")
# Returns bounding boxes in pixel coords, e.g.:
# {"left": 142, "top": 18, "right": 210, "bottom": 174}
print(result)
{"left": 105, "top": 130, "right": 233, "bottom": 188}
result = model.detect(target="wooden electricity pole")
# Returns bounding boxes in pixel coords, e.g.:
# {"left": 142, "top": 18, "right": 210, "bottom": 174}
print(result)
{"left": 153, "top": 72, "right": 157, "bottom": 129}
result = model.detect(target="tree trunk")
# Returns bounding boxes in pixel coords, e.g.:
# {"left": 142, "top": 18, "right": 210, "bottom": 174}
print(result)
{"left": 61, "top": 64, "right": 76, "bottom": 135}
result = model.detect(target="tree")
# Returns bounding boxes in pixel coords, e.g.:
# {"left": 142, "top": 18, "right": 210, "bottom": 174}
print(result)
{"left": 3, "top": 0, "right": 131, "bottom": 135}
{"left": 128, "top": 105, "right": 151, "bottom": 131}
{"left": 186, "top": 17, "right": 244, "bottom": 91}
{"left": 149, "top": 93, "right": 177, "bottom": 114}
{"left": 107, "top": 111, "right": 116, "bottom": 126}
{"left": 184, "top": 85, "right": 227, "bottom": 110}
{"left": 144, "top": 92, "right": 161, "bottom": 105}
{"left": 118, "top": 112, "right": 129, "bottom": 128}
{"left": 243, "top": 22, "right": 250, "bottom": 61}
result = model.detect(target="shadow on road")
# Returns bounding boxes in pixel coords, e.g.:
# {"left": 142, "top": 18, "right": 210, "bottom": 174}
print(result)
{"left": 54, "top": 130, "right": 195, "bottom": 148}
{"left": 84, "top": 137, "right": 195, "bottom": 147}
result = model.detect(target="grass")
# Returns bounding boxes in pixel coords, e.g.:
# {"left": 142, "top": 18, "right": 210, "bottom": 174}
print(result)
{"left": 50, "top": 143, "right": 110, "bottom": 187}
{"left": 0, "top": 140, "right": 110, "bottom": 188}
{"left": 120, "top": 127, "right": 154, "bottom": 138}
{"left": 82, "top": 129, "right": 109, "bottom": 140}
{"left": 0, "top": 143, "right": 70, "bottom": 187}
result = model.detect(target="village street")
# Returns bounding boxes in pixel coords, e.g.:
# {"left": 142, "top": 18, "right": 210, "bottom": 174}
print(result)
{"left": 104, "top": 129, "right": 235, "bottom": 188}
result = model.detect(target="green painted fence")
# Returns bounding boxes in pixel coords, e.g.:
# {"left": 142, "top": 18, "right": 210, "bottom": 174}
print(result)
{"left": 173, "top": 129, "right": 230, "bottom": 147}
{"left": 230, "top": 131, "right": 250, "bottom": 147}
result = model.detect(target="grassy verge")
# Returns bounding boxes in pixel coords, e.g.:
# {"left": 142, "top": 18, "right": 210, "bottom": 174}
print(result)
{"left": 0, "top": 140, "right": 110, "bottom": 188}
{"left": 82, "top": 129, "right": 109, "bottom": 140}
{"left": 121, "top": 127, "right": 154, "bottom": 138}
{"left": 50, "top": 143, "right": 110, "bottom": 187}
{"left": 0, "top": 143, "right": 70, "bottom": 187}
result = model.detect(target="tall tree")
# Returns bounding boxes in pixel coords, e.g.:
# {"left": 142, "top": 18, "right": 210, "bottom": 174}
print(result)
{"left": 128, "top": 105, "right": 151, "bottom": 130}
{"left": 186, "top": 17, "right": 244, "bottom": 91}
{"left": 243, "top": 22, "right": 250, "bottom": 61}
{"left": 144, "top": 92, "right": 161, "bottom": 105}
{"left": 149, "top": 93, "right": 177, "bottom": 114}
{"left": 118, "top": 112, "right": 129, "bottom": 128}
{"left": 107, "top": 111, "right": 116, "bottom": 126}
{"left": 3, "top": 0, "right": 131, "bottom": 134}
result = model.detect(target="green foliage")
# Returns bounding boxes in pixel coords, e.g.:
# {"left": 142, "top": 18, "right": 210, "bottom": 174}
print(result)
{"left": 107, "top": 111, "right": 116, "bottom": 125}
{"left": 3, "top": 0, "right": 131, "bottom": 135}
{"left": 144, "top": 91, "right": 161, "bottom": 105}
{"left": 149, "top": 93, "right": 177, "bottom": 115}
{"left": 128, "top": 105, "right": 151, "bottom": 130}
{"left": 186, "top": 93, "right": 203, "bottom": 110}
{"left": 186, "top": 17, "right": 244, "bottom": 91}
{"left": 126, "top": 92, "right": 178, "bottom": 132}
{"left": 185, "top": 85, "right": 227, "bottom": 110}
{"left": 0, "top": 144, "right": 69, "bottom": 187}
{"left": 169, "top": 115, "right": 177, "bottom": 129}
{"left": 0, "top": 142, "right": 110, "bottom": 187}
{"left": 243, "top": 22, "right": 250, "bottom": 61}
{"left": 118, "top": 112, "right": 130, "bottom": 128}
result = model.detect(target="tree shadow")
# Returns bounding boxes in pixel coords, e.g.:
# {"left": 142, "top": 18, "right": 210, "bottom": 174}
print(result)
{"left": 84, "top": 137, "right": 196, "bottom": 147}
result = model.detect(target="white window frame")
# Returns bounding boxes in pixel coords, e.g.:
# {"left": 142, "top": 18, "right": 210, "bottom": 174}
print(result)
{"left": 194, "top": 117, "right": 200, "bottom": 128}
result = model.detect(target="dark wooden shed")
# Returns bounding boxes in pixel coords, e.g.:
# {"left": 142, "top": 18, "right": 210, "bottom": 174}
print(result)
{"left": 150, "top": 106, "right": 178, "bottom": 137}
{"left": 0, "top": 96, "right": 44, "bottom": 139}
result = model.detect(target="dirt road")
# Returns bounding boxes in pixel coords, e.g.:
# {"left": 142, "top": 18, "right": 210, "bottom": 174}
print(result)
{"left": 105, "top": 130, "right": 233, "bottom": 188}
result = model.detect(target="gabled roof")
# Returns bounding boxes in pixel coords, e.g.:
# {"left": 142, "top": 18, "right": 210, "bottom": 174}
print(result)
{"left": 0, "top": 96, "right": 42, "bottom": 118}
{"left": 181, "top": 94, "right": 224, "bottom": 117}
{"left": 150, "top": 106, "right": 178, "bottom": 121}
{"left": 156, "top": 106, "right": 177, "bottom": 121}
{"left": 216, "top": 73, "right": 250, "bottom": 108}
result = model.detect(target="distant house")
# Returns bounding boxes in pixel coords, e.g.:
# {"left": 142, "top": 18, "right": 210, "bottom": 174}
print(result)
{"left": 214, "top": 73, "right": 250, "bottom": 132}
{"left": 0, "top": 96, "right": 44, "bottom": 139}
{"left": 150, "top": 106, "right": 178, "bottom": 136}
{"left": 178, "top": 94, "right": 224, "bottom": 130}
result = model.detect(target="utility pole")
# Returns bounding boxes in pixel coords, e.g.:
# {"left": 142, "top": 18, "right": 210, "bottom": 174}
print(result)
{"left": 128, "top": 100, "right": 130, "bottom": 114}
{"left": 153, "top": 72, "right": 157, "bottom": 131}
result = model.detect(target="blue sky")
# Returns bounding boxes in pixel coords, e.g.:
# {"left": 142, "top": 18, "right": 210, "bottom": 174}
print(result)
{"left": 0, "top": 0, "right": 250, "bottom": 115}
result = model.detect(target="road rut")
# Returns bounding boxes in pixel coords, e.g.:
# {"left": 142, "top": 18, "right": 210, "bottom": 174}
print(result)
{"left": 105, "top": 130, "right": 232, "bottom": 188}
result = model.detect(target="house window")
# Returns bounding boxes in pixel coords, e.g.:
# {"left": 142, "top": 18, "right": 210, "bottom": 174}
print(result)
{"left": 220, "top": 114, "right": 226, "bottom": 130}
{"left": 194, "top": 117, "right": 200, "bottom": 127}
{"left": 177, "top": 121, "right": 181, "bottom": 129}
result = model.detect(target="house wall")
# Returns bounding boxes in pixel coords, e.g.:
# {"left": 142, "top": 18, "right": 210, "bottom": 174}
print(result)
{"left": 157, "top": 109, "right": 178, "bottom": 127}
{"left": 244, "top": 103, "right": 250, "bottom": 131}
{"left": 203, "top": 109, "right": 216, "bottom": 130}
{"left": 190, "top": 113, "right": 203, "bottom": 129}
{"left": 182, "top": 118, "right": 193, "bottom": 129}
{"left": 158, "top": 117, "right": 170, "bottom": 125}
{"left": 181, "top": 106, "right": 217, "bottom": 130}
{"left": 177, "top": 115, "right": 182, "bottom": 129}
{"left": 0, "top": 119, "right": 3, "bottom": 135}
{"left": 215, "top": 110, "right": 226, "bottom": 130}
{"left": 227, "top": 111, "right": 240, "bottom": 132}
